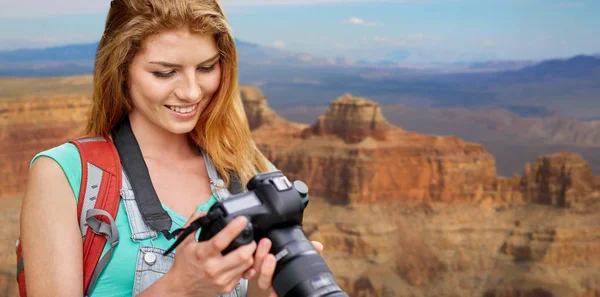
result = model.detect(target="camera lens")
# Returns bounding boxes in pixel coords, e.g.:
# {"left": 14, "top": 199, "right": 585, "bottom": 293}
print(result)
{"left": 267, "top": 226, "right": 349, "bottom": 297}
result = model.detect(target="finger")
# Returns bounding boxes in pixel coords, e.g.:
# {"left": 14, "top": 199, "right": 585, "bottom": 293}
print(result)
{"left": 268, "top": 288, "right": 278, "bottom": 297}
{"left": 258, "top": 254, "right": 277, "bottom": 290}
{"left": 202, "top": 216, "right": 249, "bottom": 255}
{"left": 253, "top": 238, "right": 272, "bottom": 271}
{"left": 218, "top": 241, "right": 258, "bottom": 282}
{"left": 242, "top": 268, "right": 257, "bottom": 280}
{"left": 311, "top": 241, "right": 324, "bottom": 253}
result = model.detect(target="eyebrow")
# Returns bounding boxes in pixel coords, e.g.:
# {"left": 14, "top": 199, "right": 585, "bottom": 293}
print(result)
{"left": 149, "top": 53, "right": 220, "bottom": 68}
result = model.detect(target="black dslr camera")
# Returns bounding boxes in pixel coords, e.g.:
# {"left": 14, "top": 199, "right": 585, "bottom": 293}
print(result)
{"left": 164, "top": 171, "right": 348, "bottom": 297}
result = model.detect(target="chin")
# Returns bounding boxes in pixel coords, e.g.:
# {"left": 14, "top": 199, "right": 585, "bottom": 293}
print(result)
{"left": 154, "top": 116, "right": 198, "bottom": 135}
{"left": 165, "top": 122, "right": 198, "bottom": 135}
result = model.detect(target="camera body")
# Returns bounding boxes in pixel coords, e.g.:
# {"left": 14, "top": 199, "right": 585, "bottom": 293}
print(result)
{"left": 198, "top": 170, "right": 309, "bottom": 253}
{"left": 197, "top": 171, "right": 348, "bottom": 297}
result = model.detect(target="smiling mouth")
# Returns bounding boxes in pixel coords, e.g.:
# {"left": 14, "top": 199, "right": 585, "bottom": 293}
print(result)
{"left": 165, "top": 103, "right": 198, "bottom": 114}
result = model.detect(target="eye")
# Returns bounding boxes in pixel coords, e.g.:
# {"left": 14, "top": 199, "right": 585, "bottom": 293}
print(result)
{"left": 198, "top": 63, "right": 216, "bottom": 73}
{"left": 152, "top": 71, "right": 175, "bottom": 78}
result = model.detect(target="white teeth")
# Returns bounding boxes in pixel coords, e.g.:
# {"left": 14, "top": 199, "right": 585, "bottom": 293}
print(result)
{"left": 168, "top": 104, "right": 196, "bottom": 114}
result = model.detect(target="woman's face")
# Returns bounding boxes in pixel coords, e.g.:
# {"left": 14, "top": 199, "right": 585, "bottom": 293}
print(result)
{"left": 127, "top": 28, "right": 222, "bottom": 135}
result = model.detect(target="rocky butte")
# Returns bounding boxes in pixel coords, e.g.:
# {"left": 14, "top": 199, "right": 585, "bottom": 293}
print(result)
{"left": 242, "top": 86, "right": 600, "bottom": 297}
{"left": 0, "top": 83, "right": 599, "bottom": 297}
{"left": 247, "top": 90, "right": 499, "bottom": 205}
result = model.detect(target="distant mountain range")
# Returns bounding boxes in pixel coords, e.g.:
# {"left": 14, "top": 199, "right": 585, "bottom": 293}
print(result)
{"left": 0, "top": 42, "right": 99, "bottom": 62}
{"left": 0, "top": 42, "right": 97, "bottom": 77}
{"left": 2, "top": 45, "right": 599, "bottom": 175}
{"left": 0, "top": 39, "right": 336, "bottom": 76}
{"left": 493, "top": 55, "right": 600, "bottom": 82}
{"left": 1, "top": 39, "right": 598, "bottom": 119}
{"left": 4, "top": 38, "right": 597, "bottom": 77}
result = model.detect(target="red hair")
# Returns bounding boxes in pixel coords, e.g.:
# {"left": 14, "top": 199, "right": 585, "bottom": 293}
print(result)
{"left": 87, "top": 0, "right": 268, "bottom": 185}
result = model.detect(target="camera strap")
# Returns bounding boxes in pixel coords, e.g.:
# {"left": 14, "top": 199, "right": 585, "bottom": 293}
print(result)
{"left": 112, "top": 117, "right": 176, "bottom": 239}
{"left": 112, "top": 117, "right": 245, "bottom": 241}
{"left": 162, "top": 207, "right": 225, "bottom": 255}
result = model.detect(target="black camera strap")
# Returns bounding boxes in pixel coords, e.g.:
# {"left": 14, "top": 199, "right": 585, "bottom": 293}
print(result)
{"left": 162, "top": 208, "right": 225, "bottom": 255}
{"left": 112, "top": 117, "right": 245, "bottom": 241}
{"left": 112, "top": 117, "right": 176, "bottom": 239}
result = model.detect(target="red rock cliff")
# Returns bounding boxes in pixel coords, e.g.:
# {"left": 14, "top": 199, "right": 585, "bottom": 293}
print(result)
{"left": 1, "top": 82, "right": 599, "bottom": 297}
{"left": 520, "top": 152, "right": 600, "bottom": 207}
{"left": 307, "top": 93, "right": 393, "bottom": 143}
{"left": 246, "top": 89, "right": 600, "bottom": 297}
{"left": 0, "top": 95, "right": 90, "bottom": 197}
{"left": 252, "top": 92, "right": 498, "bottom": 205}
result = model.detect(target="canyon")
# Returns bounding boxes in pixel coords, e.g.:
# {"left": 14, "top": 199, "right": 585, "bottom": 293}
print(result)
{"left": 246, "top": 86, "right": 600, "bottom": 297}
{"left": 0, "top": 81, "right": 599, "bottom": 297}
{"left": 277, "top": 105, "right": 600, "bottom": 177}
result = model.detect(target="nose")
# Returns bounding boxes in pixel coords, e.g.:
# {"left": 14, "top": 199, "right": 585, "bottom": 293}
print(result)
{"left": 174, "top": 72, "right": 201, "bottom": 102}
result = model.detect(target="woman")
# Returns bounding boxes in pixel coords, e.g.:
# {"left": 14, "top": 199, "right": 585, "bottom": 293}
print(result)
{"left": 19, "top": 0, "right": 322, "bottom": 296}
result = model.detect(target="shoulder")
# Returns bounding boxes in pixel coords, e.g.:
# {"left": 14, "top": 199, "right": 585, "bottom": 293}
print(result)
{"left": 30, "top": 142, "right": 82, "bottom": 201}
{"left": 20, "top": 143, "right": 86, "bottom": 296}
{"left": 31, "top": 142, "right": 80, "bottom": 165}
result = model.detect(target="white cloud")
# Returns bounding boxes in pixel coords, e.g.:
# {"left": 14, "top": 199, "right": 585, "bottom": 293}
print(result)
{"left": 343, "top": 17, "right": 383, "bottom": 27}
{"left": 349, "top": 17, "right": 366, "bottom": 25}
{"left": 273, "top": 40, "right": 287, "bottom": 48}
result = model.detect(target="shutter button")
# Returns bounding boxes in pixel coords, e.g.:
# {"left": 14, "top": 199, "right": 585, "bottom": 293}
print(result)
{"left": 144, "top": 252, "right": 157, "bottom": 266}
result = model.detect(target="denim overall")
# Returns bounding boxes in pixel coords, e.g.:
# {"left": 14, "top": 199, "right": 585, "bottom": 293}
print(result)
{"left": 120, "top": 148, "right": 247, "bottom": 297}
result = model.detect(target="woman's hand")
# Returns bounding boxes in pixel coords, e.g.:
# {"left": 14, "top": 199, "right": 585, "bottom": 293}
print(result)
{"left": 245, "top": 239, "right": 324, "bottom": 297}
{"left": 159, "top": 213, "right": 257, "bottom": 297}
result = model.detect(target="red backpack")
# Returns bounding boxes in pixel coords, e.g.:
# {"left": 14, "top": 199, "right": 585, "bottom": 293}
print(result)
{"left": 16, "top": 135, "right": 122, "bottom": 297}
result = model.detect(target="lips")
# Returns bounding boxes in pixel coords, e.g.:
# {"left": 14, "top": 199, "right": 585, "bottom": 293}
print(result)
{"left": 163, "top": 101, "right": 201, "bottom": 120}
{"left": 165, "top": 103, "right": 198, "bottom": 114}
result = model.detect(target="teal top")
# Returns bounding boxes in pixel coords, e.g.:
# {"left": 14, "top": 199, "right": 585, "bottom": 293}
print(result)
{"left": 31, "top": 143, "right": 219, "bottom": 297}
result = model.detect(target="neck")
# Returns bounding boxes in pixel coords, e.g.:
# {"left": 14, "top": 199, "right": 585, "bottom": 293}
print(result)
{"left": 127, "top": 113, "right": 199, "bottom": 161}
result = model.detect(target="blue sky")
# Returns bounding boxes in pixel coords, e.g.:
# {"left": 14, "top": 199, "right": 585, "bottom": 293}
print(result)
{"left": 0, "top": 0, "right": 598, "bottom": 63}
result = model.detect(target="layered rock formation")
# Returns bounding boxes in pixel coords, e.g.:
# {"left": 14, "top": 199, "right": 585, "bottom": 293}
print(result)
{"left": 520, "top": 152, "right": 600, "bottom": 207}
{"left": 249, "top": 90, "right": 600, "bottom": 208}
{"left": 307, "top": 93, "right": 394, "bottom": 143}
{"left": 240, "top": 86, "right": 286, "bottom": 130}
{"left": 0, "top": 197, "right": 20, "bottom": 297}
{"left": 239, "top": 85, "right": 306, "bottom": 134}
{"left": 245, "top": 89, "right": 600, "bottom": 297}
{"left": 254, "top": 93, "right": 499, "bottom": 205}
{"left": 1, "top": 81, "right": 599, "bottom": 297}
{"left": 0, "top": 95, "right": 90, "bottom": 197}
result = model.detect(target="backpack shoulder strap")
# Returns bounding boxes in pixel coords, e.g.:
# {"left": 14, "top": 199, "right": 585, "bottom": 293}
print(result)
{"left": 69, "top": 135, "right": 122, "bottom": 297}
{"left": 15, "top": 136, "right": 122, "bottom": 297}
